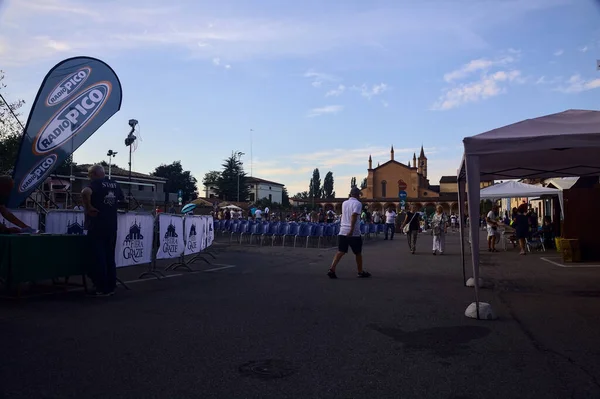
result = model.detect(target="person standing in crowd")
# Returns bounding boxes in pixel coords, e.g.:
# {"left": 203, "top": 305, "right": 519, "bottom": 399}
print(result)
{"left": 327, "top": 187, "right": 371, "bottom": 279}
{"left": 486, "top": 205, "right": 500, "bottom": 252}
{"left": 168, "top": 202, "right": 176, "bottom": 214}
{"left": 326, "top": 209, "right": 335, "bottom": 223}
{"left": 450, "top": 214, "right": 457, "bottom": 231}
{"left": 384, "top": 206, "right": 396, "bottom": 240}
{"left": 0, "top": 175, "right": 32, "bottom": 234}
{"left": 402, "top": 205, "right": 421, "bottom": 254}
{"left": 514, "top": 204, "right": 530, "bottom": 255}
{"left": 264, "top": 206, "right": 270, "bottom": 221}
{"left": 81, "top": 165, "right": 125, "bottom": 297}
{"left": 373, "top": 210, "right": 381, "bottom": 225}
{"left": 255, "top": 207, "right": 263, "bottom": 221}
{"left": 431, "top": 205, "right": 448, "bottom": 255}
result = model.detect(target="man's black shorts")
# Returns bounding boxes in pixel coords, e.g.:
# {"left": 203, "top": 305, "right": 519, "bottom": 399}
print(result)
{"left": 338, "top": 235, "right": 363, "bottom": 254}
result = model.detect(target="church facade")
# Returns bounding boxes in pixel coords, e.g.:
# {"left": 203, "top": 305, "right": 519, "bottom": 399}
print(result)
{"left": 313, "top": 146, "right": 461, "bottom": 214}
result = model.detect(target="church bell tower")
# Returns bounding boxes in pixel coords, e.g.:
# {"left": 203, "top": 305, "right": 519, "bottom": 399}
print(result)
{"left": 418, "top": 145, "right": 428, "bottom": 178}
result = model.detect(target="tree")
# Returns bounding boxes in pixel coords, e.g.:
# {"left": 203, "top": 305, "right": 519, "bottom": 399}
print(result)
{"left": 54, "top": 155, "right": 77, "bottom": 176}
{"left": 151, "top": 160, "right": 198, "bottom": 202}
{"left": 202, "top": 171, "right": 221, "bottom": 186}
{"left": 215, "top": 152, "right": 249, "bottom": 201}
{"left": 323, "top": 171, "right": 334, "bottom": 198}
{"left": 0, "top": 71, "right": 26, "bottom": 174}
{"left": 309, "top": 168, "right": 321, "bottom": 198}
{"left": 360, "top": 177, "right": 367, "bottom": 189}
{"left": 281, "top": 186, "right": 290, "bottom": 207}
{"left": 350, "top": 177, "right": 357, "bottom": 188}
{"left": 294, "top": 191, "right": 310, "bottom": 199}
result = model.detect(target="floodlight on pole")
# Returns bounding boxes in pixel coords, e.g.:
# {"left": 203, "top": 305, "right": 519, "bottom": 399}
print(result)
{"left": 107, "top": 149, "right": 118, "bottom": 179}
{"left": 236, "top": 151, "right": 245, "bottom": 202}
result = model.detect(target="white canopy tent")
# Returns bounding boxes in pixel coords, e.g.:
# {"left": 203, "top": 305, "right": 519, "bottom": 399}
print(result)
{"left": 457, "top": 109, "right": 600, "bottom": 319}
{"left": 479, "top": 180, "right": 563, "bottom": 218}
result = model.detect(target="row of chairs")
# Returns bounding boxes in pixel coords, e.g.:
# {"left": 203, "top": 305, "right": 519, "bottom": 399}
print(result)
{"left": 212, "top": 220, "right": 390, "bottom": 248}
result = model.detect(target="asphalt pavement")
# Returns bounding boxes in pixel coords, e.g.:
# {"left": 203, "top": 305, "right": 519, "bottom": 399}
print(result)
{"left": 0, "top": 230, "right": 598, "bottom": 399}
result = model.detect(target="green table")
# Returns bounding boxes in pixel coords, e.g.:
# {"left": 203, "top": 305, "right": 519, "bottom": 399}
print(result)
{"left": 0, "top": 234, "right": 89, "bottom": 288}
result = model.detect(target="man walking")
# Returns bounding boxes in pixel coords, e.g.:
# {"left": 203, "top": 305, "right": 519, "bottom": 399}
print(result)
{"left": 82, "top": 165, "right": 125, "bottom": 296}
{"left": 384, "top": 206, "right": 396, "bottom": 240}
{"left": 327, "top": 187, "right": 371, "bottom": 279}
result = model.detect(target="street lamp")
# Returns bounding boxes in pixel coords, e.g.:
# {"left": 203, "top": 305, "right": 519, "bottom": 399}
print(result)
{"left": 236, "top": 151, "right": 245, "bottom": 202}
{"left": 107, "top": 149, "right": 118, "bottom": 179}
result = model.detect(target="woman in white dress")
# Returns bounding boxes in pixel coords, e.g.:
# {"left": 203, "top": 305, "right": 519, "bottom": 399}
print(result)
{"left": 431, "top": 205, "right": 448, "bottom": 255}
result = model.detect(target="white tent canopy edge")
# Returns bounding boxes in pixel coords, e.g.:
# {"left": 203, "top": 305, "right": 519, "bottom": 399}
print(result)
{"left": 456, "top": 109, "right": 600, "bottom": 320}
{"left": 479, "top": 180, "right": 564, "bottom": 219}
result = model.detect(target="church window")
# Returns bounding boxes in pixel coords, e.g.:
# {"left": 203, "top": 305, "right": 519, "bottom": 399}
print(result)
{"left": 381, "top": 180, "right": 387, "bottom": 197}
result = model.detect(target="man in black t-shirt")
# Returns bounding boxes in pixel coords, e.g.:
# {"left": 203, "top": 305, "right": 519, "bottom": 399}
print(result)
{"left": 81, "top": 165, "right": 125, "bottom": 296}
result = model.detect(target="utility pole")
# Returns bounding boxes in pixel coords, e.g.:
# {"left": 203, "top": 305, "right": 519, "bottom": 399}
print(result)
{"left": 236, "top": 151, "right": 245, "bottom": 202}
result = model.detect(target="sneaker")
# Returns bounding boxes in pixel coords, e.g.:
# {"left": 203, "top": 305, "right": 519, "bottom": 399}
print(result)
{"left": 357, "top": 271, "right": 371, "bottom": 278}
{"left": 327, "top": 269, "right": 337, "bottom": 279}
{"left": 87, "top": 291, "right": 111, "bottom": 297}
{"left": 432, "top": 251, "right": 436, "bottom": 256}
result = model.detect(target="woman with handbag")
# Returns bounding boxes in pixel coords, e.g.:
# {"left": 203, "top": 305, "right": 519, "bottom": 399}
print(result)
{"left": 402, "top": 205, "right": 421, "bottom": 254}
{"left": 431, "top": 205, "right": 448, "bottom": 255}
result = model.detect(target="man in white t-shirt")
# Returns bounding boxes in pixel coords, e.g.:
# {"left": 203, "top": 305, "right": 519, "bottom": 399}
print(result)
{"left": 264, "top": 206, "right": 270, "bottom": 220}
{"left": 254, "top": 208, "right": 263, "bottom": 220}
{"left": 450, "top": 214, "right": 457, "bottom": 231}
{"left": 486, "top": 205, "right": 499, "bottom": 252}
{"left": 327, "top": 187, "right": 371, "bottom": 279}
{"left": 384, "top": 207, "right": 397, "bottom": 240}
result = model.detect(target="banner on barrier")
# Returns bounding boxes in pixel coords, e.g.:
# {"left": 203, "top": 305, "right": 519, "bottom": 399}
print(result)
{"left": 184, "top": 215, "right": 202, "bottom": 255}
{"left": 0, "top": 209, "right": 40, "bottom": 230}
{"left": 206, "top": 216, "right": 214, "bottom": 247}
{"left": 115, "top": 212, "right": 154, "bottom": 267}
{"left": 156, "top": 214, "right": 184, "bottom": 259}
{"left": 45, "top": 210, "right": 85, "bottom": 234}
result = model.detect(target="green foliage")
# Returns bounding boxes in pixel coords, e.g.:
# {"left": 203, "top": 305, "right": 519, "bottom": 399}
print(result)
{"left": 294, "top": 191, "right": 310, "bottom": 199}
{"left": 215, "top": 152, "right": 249, "bottom": 201}
{"left": 323, "top": 171, "right": 334, "bottom": 198}
{"left": 350, "top": 177, "right": 357, "bottom": 188}
{"left": 54, "top": 154, "right": 77, "bottom": 176}
{"left": 0, "top": 71, "right": 25, "bottom": 174}
{"left": 281, "top": 186, "right": 290, "bottom": 207}
{"left": 360, "top": 177, "right": 367, "bottom": 189}
{"left": 151, "top": 160, "right": 198, "bottom": 202}
{"left": 308, "top": 168, "right": 321, "bottom": 198}
{"left": 202, "top": 170, "right": 221, "bottom": 186}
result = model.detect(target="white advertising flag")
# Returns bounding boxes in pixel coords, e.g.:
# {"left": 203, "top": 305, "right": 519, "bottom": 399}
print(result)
{"left": 156, "top": 214, "right": 184, "bottom": 259}
{"left": 0, "top": 209, "right": 41, "bottom": 231}
{"left": 184, "top": 215, "right": 202, "bottom": 255}
{"left": 44, "top": 210, "right": 85, "bottom": 234}
{"left": 115, "top": 212, "right": 155, "bottom": 267}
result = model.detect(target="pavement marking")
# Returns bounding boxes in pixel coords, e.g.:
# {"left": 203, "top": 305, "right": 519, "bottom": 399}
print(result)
{"left": 210, "top": 263, "right": 237, "bottom": 267}
{"left": 203, "top": 265, "right": 236, "bottom": 272}
{"left": 541, "top": 257, "right": 600, "bottom": 268}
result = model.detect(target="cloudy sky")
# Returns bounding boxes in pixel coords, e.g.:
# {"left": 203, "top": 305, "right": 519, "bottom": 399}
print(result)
{"left": 1, "top": 0, "right": 599, "bottom": 196}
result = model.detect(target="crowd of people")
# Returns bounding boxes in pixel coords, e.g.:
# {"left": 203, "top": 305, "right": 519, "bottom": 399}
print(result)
{"left": 484, "top": 204, "right": 554, "bottom": 255}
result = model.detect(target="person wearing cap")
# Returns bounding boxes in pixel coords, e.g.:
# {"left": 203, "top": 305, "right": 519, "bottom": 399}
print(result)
{"left": 327, "top": 186, "right": 371, "bottom": 279}
{"left": 0, "top": 175, "right": 31, "bottom": 234}
{"left": 81, "top": 165, "right": 125, "bottom": 297}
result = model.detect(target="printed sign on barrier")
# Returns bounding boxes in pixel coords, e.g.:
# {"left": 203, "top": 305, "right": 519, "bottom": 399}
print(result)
{"left": 156, "top": 213, "right": 184, "bottom": 259}
{"left": 206, "top": 216, "right": 214, "bottom": 247}
{"left": 45, "top": 210, "right": 85, "bottom": 234}
{"left": 184, "top": 215, "right": 202, "bottom": 255}
{"left": 115, "top": 212, "right": 154, "bottom": 267}
{"left": 0, "top": 209, "right": 41, "bottom": 230}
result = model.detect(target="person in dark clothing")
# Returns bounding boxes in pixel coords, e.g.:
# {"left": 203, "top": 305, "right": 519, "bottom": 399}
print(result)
{"left": 402, "top": 205, "right": 421, "bottom": 254}
{"left": 82, "top": 165, "right": 125, "bottom": 296}
{"left": 514, "top": 204, "right": 530, "bottom": 255}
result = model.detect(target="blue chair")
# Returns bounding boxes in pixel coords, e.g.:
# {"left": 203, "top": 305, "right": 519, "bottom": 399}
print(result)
{"left": 228, "top": 222, "right": 241, "bottom": 243}
{"left": 360, "top": 223, "right": 368, "bottom": 238}
{"left": 213, "top": 219, "right": 221, "bottom": 232}
{"left": 239, "top": 222, "right": 254, "bottom": 244}
{"left": 283, "top": 223, "right": 299, "bottom": 247}
{"left": 250, "top": 222, "right": 266, "bottom": 245}
{"left": 322, "top": 224, "right": 336, "bottom": 246}
{"left": 231, "top": 220, "right": 246, "bottom": 242}
{"left": 333, "top": 224, "right": 340, "bottom": 236}
{"left": 307, "top": 224, "right": 325, "bottom": 248}
{"left": 260, "top": 222, "right": 279, "bottom": 246}
{"left": 377, "top": 223, "right": 385, "bottom": 234}
{"left": 294, "top": 223, "right": 313, "bottom": 248}
{"left": 271, "top": 223, "right": 288, "bottom": 246}
{"left": 368, "top": 223, "right": 377, "bottom": 239}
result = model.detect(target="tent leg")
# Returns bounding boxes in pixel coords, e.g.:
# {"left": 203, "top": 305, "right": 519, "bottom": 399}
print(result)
{"left": 463, "top": 154, "right": 497, "bottom": 320}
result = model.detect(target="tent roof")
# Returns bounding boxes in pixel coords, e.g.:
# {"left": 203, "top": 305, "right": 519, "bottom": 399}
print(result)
{"left": 545, "top": 177, "right": 579, "bottom": 190}
{"left": 479, "top": 181, "right": 559, "bottom": 199}
{"left": 460, "top": 109, "right": 600, "bottom": 180}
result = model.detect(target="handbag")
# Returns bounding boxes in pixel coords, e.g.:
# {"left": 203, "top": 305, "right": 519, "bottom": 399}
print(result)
{"left": 403, "top": 213, "right": 417, "bottom": 234}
